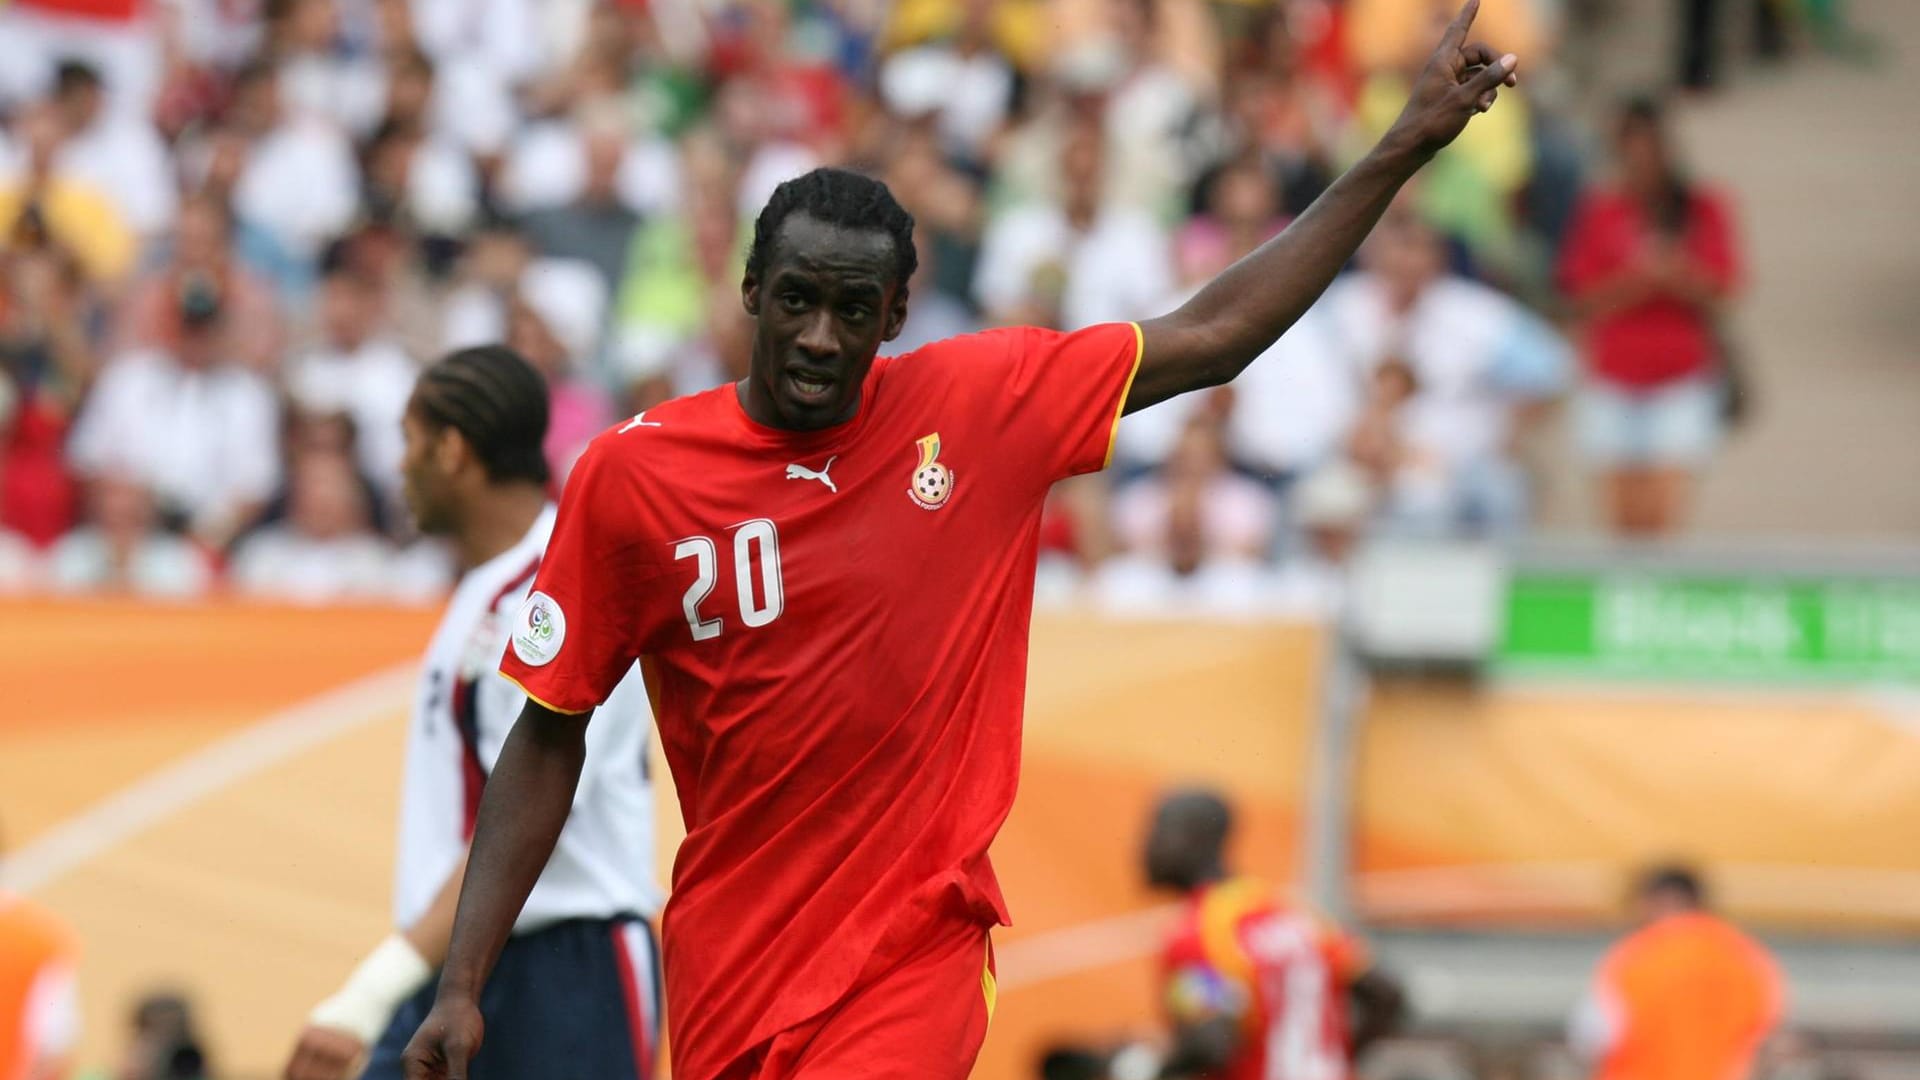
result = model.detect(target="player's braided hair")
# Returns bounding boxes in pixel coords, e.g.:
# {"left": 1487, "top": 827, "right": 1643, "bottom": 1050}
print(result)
{"left": 746, "top": 167, "right": 918, "bottom": 294}
{"left": 413, "top": 345, "right": 551, "bottom": 486}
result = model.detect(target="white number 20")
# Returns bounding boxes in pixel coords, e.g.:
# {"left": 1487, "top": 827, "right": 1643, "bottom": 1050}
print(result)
{"left": 674, "top": 519, "right": 784, "bottom": 642}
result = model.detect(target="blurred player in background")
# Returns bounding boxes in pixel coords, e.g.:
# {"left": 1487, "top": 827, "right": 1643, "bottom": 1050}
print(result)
{"left": 1570, "top": 865, "right": 1783, "bottom": 1080}
{"left": 283, "top": 347, "right": 662, "bottom": 1080}
{"left": 1145, "top": 790, "right": 1405, "bottom": 1080}
{"left": 117, "top": 992, "right": 210, "bottom": 1080}
{"left": 406, "top": 6, "right": 1517, "bottom": 1078}
{"left": 0, "top": 826, "right": 81, "bottom": 1080}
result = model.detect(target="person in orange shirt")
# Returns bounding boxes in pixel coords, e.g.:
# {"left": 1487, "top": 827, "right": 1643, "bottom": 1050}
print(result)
{"left": 1570, "top": 865, "right": 1784, "bottom": 1080}
{"left": 0, "top": 848, "right": 83, "bottom": 1080}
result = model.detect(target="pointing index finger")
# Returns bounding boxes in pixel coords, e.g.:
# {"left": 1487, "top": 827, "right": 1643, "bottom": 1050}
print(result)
{"left": 1442, "top": 0, "right": 1481, "bottom": 50}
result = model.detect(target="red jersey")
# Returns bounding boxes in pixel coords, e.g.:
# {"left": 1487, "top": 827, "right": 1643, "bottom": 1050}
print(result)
{"left": 1160, "top": 878, "right": 1366, "bottom": 1080}
{"left": 1557, "top": 186, "right": 1742, "bottom": 390}
{"left": 500, "top": 322, "right": 1143, "bottom": 1080}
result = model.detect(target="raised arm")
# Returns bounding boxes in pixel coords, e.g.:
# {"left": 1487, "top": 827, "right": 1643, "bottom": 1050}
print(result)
{"left": 401, "top": 700, "right": 592, "bottom": 1080}
{"left": 1127, "top": 0, "right": 1519, "bottom": 414}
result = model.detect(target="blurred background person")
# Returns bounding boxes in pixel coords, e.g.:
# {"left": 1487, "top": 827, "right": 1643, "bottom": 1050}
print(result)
{"left": 286, "top": 257, "right": 420, "bottom": 505}
{"left": 215, "top": 58, "right": 360, "bottom": 292}
{"left": 1144, "top": 788, "right": 1405, "bottom": 1080}
{"left": 0, "top": 60, "right": 175, "bottom": 244}
{"left": 1097, "top": 416, "right": 1280, "bottom": 618}
{"left": 66, "top": 271, "right": 280, "bottom": 551}
{"left": 115, "top": 992, "right": 209, "bottom": 1080}
{"left": 114, "top": 194, "right": 283, "bottom": 374}
{"left": 284, "top": 346, "right": 660, "bottom": 1080}
{"left": 228, "top": 446, "right": 395, "bottom": 603}
{"left": 0, "top": 821, "right": 81, "bottom": 1080}
{"left": 1570, "top": 865, "right": 1784, "bottom": 1080}
{"left": 1559, "top": 98, "right": 1742, "bottom": 538}
{"left": 1323, "top": 205, "right": 1570, "bottom": 536}
{"left": 45, "top": 474, "right": 212, "bottom": 598}
{"left": 973, "top": 122, "right": 1172, "bottom": 330}
{"left": 0, "top": 105, "right": 136, "bottom": 287}
{"left": 1270, "top": 459, "right": 1375, "bottom": 618}
{"left": 503, "top": 265, "right": 615, "bottom": 485}
{"left": 0, "top": 232, "right": 95, "bottom": 547}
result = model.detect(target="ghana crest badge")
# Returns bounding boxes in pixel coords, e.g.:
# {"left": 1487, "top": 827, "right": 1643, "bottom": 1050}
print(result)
{"left": 908, "top": 432, "right": 954, "bottom": 510}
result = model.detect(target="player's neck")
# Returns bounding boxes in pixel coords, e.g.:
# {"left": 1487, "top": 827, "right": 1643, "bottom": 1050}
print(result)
{"left": 455, "top": 485, "right": 550, "bottom": 571}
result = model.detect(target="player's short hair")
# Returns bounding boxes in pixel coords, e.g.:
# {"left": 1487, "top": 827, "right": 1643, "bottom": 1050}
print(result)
{"left": 746, "top": 167, "right": 918, "bottom": 293}
{"left": 1639, "top": 863, "right": 1706, "bottom": 908}
{"left": 413, "top": 346, "right": 551, "bottom": 486}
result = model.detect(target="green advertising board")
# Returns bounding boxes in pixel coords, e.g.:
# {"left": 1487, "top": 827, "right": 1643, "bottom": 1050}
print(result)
{"left": 1497, "top": 572, "right": 1920, "bottom": 683}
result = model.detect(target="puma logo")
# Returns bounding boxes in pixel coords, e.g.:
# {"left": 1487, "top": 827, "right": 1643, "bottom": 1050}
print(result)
{"left": 618, "top": 411, "right": 662, "bottom": 433}
{"left": 785, "top": 456, "right": 838, "bottom": 494}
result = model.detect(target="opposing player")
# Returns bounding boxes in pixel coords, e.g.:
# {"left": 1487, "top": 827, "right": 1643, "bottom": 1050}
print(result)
{"left": 1145, "top": 790, "right": 1404, "bottom": 1079}
{"left": 406, "top": 7, "right": 1517, "bottom": 1078}
{"left": 285, "top": 347, "right": 662, "bottom": 1080}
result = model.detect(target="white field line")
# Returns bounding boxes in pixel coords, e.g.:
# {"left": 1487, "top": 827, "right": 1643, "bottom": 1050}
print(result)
{"left": 2, "top": 663, "right": 416, "bottom": 894}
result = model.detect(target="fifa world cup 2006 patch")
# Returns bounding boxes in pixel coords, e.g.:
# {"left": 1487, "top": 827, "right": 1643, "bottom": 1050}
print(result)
{"left": 512, "top": 591, "right": 567, "bottom": 666}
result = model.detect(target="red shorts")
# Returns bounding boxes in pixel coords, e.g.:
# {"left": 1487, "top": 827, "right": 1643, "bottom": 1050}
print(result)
{"left": 719, "top": 920, "right": 996, "bottom": 1080}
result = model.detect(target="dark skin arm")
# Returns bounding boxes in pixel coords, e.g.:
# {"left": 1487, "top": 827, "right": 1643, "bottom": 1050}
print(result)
{"left": 401, "top": 700, "right": 591, "bottom": 1080}
{"left": 1127, "top": 0, "right": 1519, "bottom": 415}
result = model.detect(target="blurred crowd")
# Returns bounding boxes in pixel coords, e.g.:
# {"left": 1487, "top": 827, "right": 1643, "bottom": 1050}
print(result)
{"left": 0, "top": 0, "right": 1831, "bottom": 610}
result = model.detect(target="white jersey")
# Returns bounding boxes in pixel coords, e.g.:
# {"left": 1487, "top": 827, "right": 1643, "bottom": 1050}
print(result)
{"left": 393, "top": 505, "right": 663, "bottom": 932}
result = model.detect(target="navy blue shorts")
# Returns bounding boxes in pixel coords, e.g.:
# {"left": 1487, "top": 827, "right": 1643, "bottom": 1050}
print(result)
{"left": 363, "top": 916, "right": 661, "bottom": 1080}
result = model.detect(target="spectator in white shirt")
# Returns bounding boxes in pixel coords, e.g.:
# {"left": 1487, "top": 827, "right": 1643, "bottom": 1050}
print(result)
{"left": 67, "top": 278, "right": 281, "bottom": 548}
{"left": 380, "top": 27, "right": 518, "bottom": 163}
{"left": 1095, "top": 473, "right": 1280, "bottom": 620}
{"left": 1115, "top": 157, "right": 1356, "bottom": 478}
{"left": 36, "top": 59, "right": 177, "bottom": 239}
{"left": 270, "top": 0, "right": 388, "bottom": 137}
{"left": 230, "top": 447, "right": 398, "bottom": 603}
{"left": 1112, "top": 415, "right": 1279, "bottom": 566}
{"left": 1321, "top": 209, "right": 1571, "bottom": 534}
{"left": 224, "top": 59, "right": 361, "bottom": 268}
{"left": 1270, "top": 460, "right": 1375, "bottom": 619}
{"left": 878, "top": 0, "right": 1015, "bottom": 166}
{"left": 974, "top": 121, "right": 1173, "bottom": 330}
{"left": 359, "top": 111, "right": 479, "bottom": 239}
{"left": 47, "top": 473, "right": 213, "bottom": 597}
{"left": 288, "top": 260, "right": 419, "bottom": 499}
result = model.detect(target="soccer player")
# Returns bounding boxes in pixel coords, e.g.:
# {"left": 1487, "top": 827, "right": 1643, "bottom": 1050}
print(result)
{"left": 405, "top": 8, "right": 1518, "bottom": 1078}
{"left": 0, "top": 834, "right": 81, "bottom": 1080}
{"left": 1145, "top": 790, "right": 1404, "bottom": 1080}
{"left": 1569, "top": 865, "right": 1783, "bottom": 1080}
{"left": 284, "top": 347, "right": 663, "bottom": 1080}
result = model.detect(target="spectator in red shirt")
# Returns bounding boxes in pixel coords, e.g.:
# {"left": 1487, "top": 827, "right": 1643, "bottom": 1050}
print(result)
{"left": 1558, "top": 98, "right": 1742, "bottom": 537}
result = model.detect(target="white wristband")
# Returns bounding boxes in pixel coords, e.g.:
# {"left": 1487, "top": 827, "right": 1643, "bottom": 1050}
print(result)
{"left": 308, "top": 934, "right": 434, "bottom": 1044}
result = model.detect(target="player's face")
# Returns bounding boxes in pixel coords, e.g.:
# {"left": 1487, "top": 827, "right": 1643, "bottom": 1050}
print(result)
{"left": 399, "top": 404, "right": 455, "bottom": 535}
{"left": 742, "top": 213, "right": 908, "bottom": 431}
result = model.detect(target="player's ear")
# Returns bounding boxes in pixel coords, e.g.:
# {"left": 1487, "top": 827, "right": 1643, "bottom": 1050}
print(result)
{"left": 434, "top": 424, "right": 468, "bottom": 476}
{"left": 883, "top": 286, "right": 909, "bottom": 343}
{"left": 741, "top": 271, "right": 761, "bottom": 317}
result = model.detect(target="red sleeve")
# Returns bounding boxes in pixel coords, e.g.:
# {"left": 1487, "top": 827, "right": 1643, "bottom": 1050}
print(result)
{"left": 500, "top": 436, "right": 665, "bottom": 714}
{"left": 955, "top": 322, "right": 1145, "bottom": 482}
